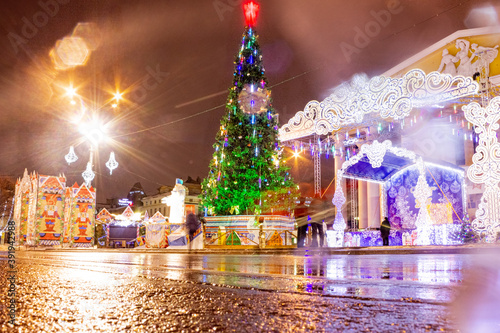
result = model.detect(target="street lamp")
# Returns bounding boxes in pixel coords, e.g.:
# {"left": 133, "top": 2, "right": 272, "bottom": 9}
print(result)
{"left": 64, "top": 88, "right": 120, "bottom": 186}
{"left": 112, "top": 91, "right": 122, "bottom": 108}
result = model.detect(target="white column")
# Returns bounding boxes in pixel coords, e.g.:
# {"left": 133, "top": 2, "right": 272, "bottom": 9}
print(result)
{"left": 358, "top": 180, "right": 368, "bottom": 229}
{"left": 367, "top": 182, "right": 381, "bottom": 228}
{"left": 379, "top": 184, "right": 386, "bottom": 225}
{"left": 334, "top": 149, "right": 347, "bottom": 219}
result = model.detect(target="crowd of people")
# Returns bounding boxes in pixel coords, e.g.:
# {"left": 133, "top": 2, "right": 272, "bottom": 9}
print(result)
{"left": 295, "top": 196, "right": 330, "bottom": 248}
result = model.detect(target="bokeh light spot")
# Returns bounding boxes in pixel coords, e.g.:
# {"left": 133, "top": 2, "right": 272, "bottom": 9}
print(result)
{"left": 55, "top": 37, "right": 90, "bottom": 67}
{"left": 72, "top": 22, "right": 101, "bottom": 51}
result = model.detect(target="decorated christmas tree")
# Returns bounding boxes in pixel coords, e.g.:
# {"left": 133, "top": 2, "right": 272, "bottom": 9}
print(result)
{"left": 201, "top": 1, "right": 298, "bottom": 216}
{"left": 456, "top": 213, "right": 477, "bottom": 244}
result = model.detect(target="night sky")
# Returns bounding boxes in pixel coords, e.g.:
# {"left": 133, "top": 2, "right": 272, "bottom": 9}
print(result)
{"left": 0, "top": 0, "right": 497, "bottom": 202}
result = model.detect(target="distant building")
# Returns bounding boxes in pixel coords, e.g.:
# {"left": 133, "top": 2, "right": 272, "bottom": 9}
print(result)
{"left": 96, "top": 182, "right": 147, "bottom": 215}
{"left": 127, "top": 182, "right": 146, "bottom": 207}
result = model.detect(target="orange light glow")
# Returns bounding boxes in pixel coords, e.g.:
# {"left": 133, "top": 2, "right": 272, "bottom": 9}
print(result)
{"left": 65, "top": 86, "right": 77, "bottom": 98}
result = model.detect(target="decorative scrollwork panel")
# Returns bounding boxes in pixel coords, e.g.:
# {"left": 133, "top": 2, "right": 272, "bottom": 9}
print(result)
{"left": 463, "top": 97, "right": 500, "bottom": 242}
{"left": 279, "top": 69, "right": 479, "bottom": 142}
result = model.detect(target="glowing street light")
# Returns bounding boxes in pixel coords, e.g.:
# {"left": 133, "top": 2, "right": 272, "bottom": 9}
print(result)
{"left": 64, "top": 88, "right": 119, "bottom": 186}
{"left": 65, "top": 86, "right": 78, "bottom": 105}
{"left": 78, "top": 118, "right": 108, "bottom": 147}
{"left": 65, "top": 86, "right": 77, "bottom": 98}
{"left": 113, "top": 91, "right": 122, "bottom": 101}
{"left": 112, "top": 91, "right": 122, "bottom": 108}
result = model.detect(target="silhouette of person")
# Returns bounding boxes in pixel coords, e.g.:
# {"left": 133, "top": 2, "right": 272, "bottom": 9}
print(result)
{"left": 309, "top": 196, "right": 326, "bottom": 247}
{"left": 186, "top": 212, "right": 200, "bottom": 252}
{"left": 295, "top": 197, "right": 309, "bottom": 248}
{"left": 380, "top": 217, "right": 391, "bottom": 246}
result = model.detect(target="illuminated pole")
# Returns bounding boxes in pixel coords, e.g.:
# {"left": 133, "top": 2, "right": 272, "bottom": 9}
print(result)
{"left": 367, "top": 182, "right": 380, "bottom": 228}
{"left": 358, "top": 180, "right": 367, "bottom": 229}
{"left": 64, "top": 87, "right": 120, "bottom": 186}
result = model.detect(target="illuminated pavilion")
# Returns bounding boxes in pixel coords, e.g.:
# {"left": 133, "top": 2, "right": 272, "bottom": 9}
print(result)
{"left": 279, "top": 26, "right": 500, "bottom": 246}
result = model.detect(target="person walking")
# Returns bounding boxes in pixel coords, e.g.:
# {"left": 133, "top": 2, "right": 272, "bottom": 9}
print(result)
{"left": 309, "top": 196, "right": 326, "bottom": 247}
{"left": 294, "top": 197, "right": 309, "bottom": 248}
{"left": 186, "top": 212, "right": 200, "bottom": 252}
{"left": 380, "top": 217, "right": 391, "bottom": 246}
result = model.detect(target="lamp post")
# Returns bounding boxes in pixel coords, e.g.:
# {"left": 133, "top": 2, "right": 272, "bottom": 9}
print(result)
{"left": 63, "top": 86, "right": 120, "bottom": 186}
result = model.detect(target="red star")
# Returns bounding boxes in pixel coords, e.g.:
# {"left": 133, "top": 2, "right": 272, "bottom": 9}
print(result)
{"left": 244, "top": 1, "right": 259, "bottom": 27}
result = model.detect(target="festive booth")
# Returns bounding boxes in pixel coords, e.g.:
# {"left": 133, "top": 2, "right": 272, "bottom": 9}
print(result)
{"left": 108, "top": 206, "right": 141, "bottom": 248}
{"left": 204, "top": 215, "right": 296, "bottom": 248}
{"left": 327, "top": 140, "right": 464, "bottom": 247}
{"left": 144, "top": 211, "right": 203, "bottom": 249}
{"left": 144, "top": 180, "right": 203, "bottom": 250}
{"left": 144, "top": 212, "right": 169, "bottom": 248}
{"left": 95, "top": 208, "right": 113, "bottom": 246}
{"left": 13, "top": 169, "right": 96, "bottom": 247}
{"left": 95, "top": 206, "right": 141, "bottom": 248}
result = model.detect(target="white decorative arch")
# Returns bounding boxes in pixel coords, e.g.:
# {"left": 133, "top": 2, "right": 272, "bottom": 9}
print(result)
{"left": 279, "top": 69, "right": 479, "bottom": 142}
{"left": 462, "top": 96, "right": 500, "bottom": 242}
{"left": 332, "top": 140, "right": 434, "bottom": 246}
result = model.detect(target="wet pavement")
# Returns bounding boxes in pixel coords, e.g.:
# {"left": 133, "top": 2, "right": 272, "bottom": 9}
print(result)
{"left": 1, "top": 250, "right": 500, "bottom": 332}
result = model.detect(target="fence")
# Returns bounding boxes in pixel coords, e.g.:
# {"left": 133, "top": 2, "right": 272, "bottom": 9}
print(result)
{"left": 203, "top": 215, "right": 297, "bottom": 249}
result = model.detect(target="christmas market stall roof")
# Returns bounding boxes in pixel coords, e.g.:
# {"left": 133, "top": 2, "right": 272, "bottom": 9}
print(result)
{"left": 343, "top": 153, "right": 464, "bottom": 184}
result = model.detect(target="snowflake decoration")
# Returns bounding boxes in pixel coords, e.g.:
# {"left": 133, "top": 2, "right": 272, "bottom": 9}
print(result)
{"left": 363, "top": 140, "right": 391, "bottom": 168}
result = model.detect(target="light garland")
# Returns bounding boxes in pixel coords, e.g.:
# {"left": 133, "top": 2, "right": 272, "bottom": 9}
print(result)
{"left": 279, "top": 69, "right": 479, "bottom": 142}
{"left": 342, "top": 175, "right": 385, "bottom": 184}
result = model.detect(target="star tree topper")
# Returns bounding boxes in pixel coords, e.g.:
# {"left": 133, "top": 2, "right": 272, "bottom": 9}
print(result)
{"left": 244, "top": 1, "right": 259, "bottom": 27}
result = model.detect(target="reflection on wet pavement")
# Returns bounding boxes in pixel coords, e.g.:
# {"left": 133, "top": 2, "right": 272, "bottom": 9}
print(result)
{"left": 8, "top": 251, "right": 472, "bottom": 303}
{"left": 1, "top": 259, "right": 457, "bottom": 332}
